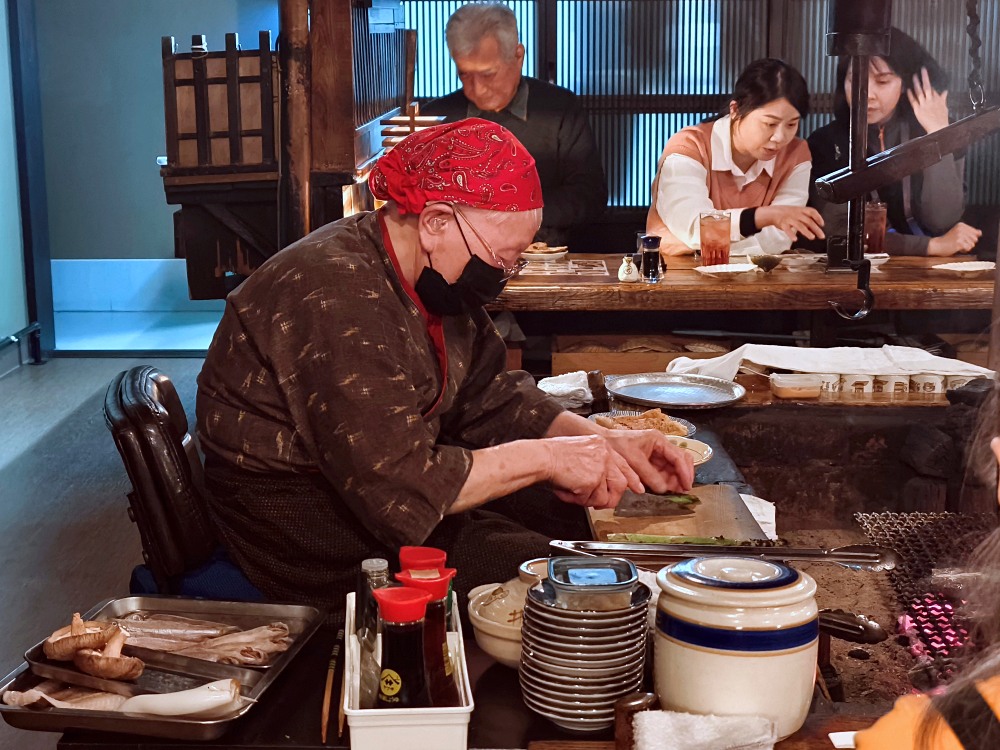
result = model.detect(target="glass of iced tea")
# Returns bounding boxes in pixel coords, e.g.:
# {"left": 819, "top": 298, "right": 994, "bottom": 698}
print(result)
{"left": 699, "top": 211, "right": 731, "bottom": 266}
{"left": 864, "top": 201, "right": 887, "bottom": 254}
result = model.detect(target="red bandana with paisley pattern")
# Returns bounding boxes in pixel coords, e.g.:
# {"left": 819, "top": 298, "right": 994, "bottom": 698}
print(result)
{"left": 368, "top": 118, "right": 544, "bottom": 214}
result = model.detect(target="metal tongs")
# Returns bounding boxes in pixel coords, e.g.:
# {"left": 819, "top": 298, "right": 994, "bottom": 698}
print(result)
{"left": 549, "top": 540, "right": 901, "bottom": 573}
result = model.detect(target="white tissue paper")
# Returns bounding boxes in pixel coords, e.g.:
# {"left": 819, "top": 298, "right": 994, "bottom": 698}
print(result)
{"left": 536, "top": 370, "right": 592, "bottom": 410}
{"left": 634, "top": 709, "right": 776, "bottom": 750}
{"left": 667, "top": 344, "right": 995, "bottom": 382}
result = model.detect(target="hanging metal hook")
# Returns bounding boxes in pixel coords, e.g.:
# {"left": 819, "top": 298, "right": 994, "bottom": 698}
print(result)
{"left": 830, "top": 260, "right": 875, "bottom": 320}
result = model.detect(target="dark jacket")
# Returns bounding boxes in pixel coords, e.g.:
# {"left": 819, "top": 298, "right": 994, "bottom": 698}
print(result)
{"left": 423, "top": 77, "right": 607, "bottom": 245}
{"left": 806, "top": 115, "right": 966, "bottom": 255}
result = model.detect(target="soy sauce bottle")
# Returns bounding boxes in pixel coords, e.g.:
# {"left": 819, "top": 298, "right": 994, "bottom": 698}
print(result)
{"left": 372, "top": 587, "right": 433, "bottom": 708}
{"left": 396, "top": 567, "right": 461, "bottom": 707}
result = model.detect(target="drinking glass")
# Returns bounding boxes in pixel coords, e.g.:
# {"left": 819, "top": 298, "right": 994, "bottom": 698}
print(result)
{"left": 864, "top": 202, "right": 887, "bottom": 254}
{"left": 639, "top": 234, "right": 662, "bottom": 283}
{"left": 699, "top": 211, "right": 731, "bottom": 266}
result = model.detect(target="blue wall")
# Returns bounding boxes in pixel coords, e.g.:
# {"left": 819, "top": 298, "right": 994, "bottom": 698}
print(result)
{"left": 0, "top": 0, "right": 28, "bottom": 337}
{"left": 34, "top": 0, "right": 278, "bottom": 260}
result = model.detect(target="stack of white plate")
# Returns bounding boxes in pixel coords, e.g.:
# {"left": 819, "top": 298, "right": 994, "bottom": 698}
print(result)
{"left": 518, "top": 581, "right": 651, "bottom": 731}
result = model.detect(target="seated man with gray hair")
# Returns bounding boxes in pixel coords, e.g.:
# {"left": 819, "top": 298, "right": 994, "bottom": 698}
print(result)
{"left": 423, "top": 1, "right": 607, "bottom": 246}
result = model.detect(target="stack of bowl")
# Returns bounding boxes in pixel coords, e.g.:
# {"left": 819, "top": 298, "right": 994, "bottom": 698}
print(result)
{"left": 518, "top": 559, "right": 650, "bottom": 732}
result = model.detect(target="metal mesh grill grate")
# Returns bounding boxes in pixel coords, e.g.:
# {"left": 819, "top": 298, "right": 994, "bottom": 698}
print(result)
{"left": 856, "top": 512, "right": 995, "bottom": 685}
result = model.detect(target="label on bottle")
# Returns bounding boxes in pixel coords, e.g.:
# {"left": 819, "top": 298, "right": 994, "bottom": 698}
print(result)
{"left": 379, "top": 668, "right": 402, "bottom": 701}
{"left": 443, "top": 642, "right": 454, "bottom": 676}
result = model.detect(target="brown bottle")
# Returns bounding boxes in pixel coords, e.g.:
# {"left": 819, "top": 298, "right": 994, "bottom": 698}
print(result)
{"left": 396, "top": 567, "right": 461, "bottom": 707}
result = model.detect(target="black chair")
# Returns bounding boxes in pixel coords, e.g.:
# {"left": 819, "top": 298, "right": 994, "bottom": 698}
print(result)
{"left": 104, "top": 365, "right": 261, "bottom": 599}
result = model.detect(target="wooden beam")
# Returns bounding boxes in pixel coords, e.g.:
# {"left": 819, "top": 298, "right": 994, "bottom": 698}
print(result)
{"left": 311, "top": 0, "right": 356, "bottom": 173}
{"left": 279, "top": 0, "right": 311, "bottom": 244}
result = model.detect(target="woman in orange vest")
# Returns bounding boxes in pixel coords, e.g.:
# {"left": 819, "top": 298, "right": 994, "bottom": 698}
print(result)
{"left": 646, "top": 58, "right": 824, "bottom": 257}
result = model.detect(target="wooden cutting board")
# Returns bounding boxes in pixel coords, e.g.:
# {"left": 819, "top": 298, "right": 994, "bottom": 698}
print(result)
{"left": 587, "top": 484, "right": 767, "bottom": 542}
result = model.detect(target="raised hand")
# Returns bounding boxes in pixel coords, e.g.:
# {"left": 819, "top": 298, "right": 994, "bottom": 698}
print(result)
{"left": 907, "top": 67, "right": 949, "bottom": 134}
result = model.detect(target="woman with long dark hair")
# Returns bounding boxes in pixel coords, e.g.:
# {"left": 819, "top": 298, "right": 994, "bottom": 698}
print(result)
{"left": 647, "top": 58, "right": 825, "bottom": 256}
{"left": 808, "top": 27, "right": 981, "bottom": 257}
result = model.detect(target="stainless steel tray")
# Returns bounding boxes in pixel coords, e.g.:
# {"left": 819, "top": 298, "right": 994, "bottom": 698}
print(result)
{"left": 1, "top": 596, "right": 323, "bottom": 740}
{"left": 605, "top": 373, "right": 745, "bottom": 409}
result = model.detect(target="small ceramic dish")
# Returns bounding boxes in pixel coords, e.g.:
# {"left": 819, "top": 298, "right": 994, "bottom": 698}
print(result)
{"left": 523, "top": 251, "right": 569, "bottom": 262}
{"left": 693, "top": 263, "right": 760, "bottom": 280}
{"left": 932, "top": 260, "right": 996, "bottom": 277}
{"left": 780, "top": 253, "right": 822, "bottom": 272}
{"left": 665, "top": 436, "right": 713, "bottom": 465}
{"left": 865, "top": 253, "right": 890, "bottom": 268}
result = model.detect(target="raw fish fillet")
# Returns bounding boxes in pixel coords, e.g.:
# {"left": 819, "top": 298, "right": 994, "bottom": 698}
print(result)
{"left": 115, "top": 612, "right": 240, "bottom": 641}
{"left": 173, "top": 623, "right": 292, "bottom": 666}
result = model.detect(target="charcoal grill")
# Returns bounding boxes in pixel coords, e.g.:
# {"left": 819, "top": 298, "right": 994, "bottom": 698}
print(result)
{"left": 856, "top": 512, "right": 995, "bottom": 685}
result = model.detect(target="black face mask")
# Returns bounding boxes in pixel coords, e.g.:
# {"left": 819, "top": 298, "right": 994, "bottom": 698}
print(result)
{"left": 415, "top": 255, "right": 508, "bottom": 316}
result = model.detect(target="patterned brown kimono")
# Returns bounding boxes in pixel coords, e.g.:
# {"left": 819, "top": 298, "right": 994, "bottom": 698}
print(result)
{"left": 197, "top": 210, "right": 576, "bottom": 612}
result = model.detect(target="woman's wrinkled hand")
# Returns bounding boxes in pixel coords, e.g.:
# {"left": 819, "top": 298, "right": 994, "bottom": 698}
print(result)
{"left": 756, "top": 205, "right": 826, "bottom": 242}
{"left": 908, "top": 67, "right": 949, "bottom": 135}
{"left": 542, "top": 435, "right": 642, "bottom": 510}
{"left": 601, "top": 428, "right": 696, "bottom": 495}
{"left": 928, "top": 222, "right": 982, "bottom": 256}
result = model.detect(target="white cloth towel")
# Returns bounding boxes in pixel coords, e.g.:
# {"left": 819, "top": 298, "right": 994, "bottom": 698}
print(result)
{"left": 536, "top": 370, "right": 592, "bottom": 410}
{"left": 666, "top": 344, "right": 995, "bottom": 381}
{"left": 634, "top": 709, "right": 776, "bottom": 750}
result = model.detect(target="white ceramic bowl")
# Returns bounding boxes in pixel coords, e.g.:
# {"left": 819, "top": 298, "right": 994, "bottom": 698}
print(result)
{"left": 780, "top": 253, "right": 822, "bottom": 272}
{"left": 864, "top": 253, "right": 890, "bottom": 268}
{"left": 468, "top": 589, "right": 522, "bottom": 669}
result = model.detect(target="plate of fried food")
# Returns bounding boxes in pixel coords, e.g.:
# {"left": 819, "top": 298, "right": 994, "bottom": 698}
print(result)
{"left": 522, "top": 242, "right": 569, "bottom": 261}
{"left": 589, "top": 408, "right": 696, "bottom": 437}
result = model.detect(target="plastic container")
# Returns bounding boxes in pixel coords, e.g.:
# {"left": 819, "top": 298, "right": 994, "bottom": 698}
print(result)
{"left": 547, "top": 557, "right": 638, "bottom": 611}
{"left": 769, "top": 373, "right": 822, "bottom": 399}
{"left": 343, "top": 591, "right": 473, "bottom": 750}
{"left": 654, "top": 557, "right": 818, "bottom": 739}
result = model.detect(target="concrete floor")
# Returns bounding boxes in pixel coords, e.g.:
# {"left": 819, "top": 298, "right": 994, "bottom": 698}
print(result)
{"left": 0, "top": 357, "right": 204, "bottom": 750}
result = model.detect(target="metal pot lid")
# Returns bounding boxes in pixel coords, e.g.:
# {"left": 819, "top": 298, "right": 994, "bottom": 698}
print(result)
{"left": 604, "top": 373, "right": 745, "bottom": 410}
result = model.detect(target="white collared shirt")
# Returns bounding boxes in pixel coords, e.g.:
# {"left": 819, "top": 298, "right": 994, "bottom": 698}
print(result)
{"left": 653, "top": 115, "right": 811, "bottom": 251}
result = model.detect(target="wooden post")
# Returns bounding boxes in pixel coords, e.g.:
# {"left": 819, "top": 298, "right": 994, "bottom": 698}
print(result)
{"left": 310, "top": 0, "right": 356, "bottom": 173}
{"left": 161, "top": 37, "right": 179, "bottom": 166}
{"left": 224, "top": 33, "right": 243, "bottom": 164}
{"left": 403, "top": 29, "right": 417, "bottom": 116}
{"left": 279, "top": 0, "right": 310, "bottom": 246}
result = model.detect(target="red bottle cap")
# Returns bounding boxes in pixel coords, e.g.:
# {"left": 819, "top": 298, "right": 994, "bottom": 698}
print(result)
{"left": 372, "top": 587, "right": 433, "bottom": 623}
{"left": 395, "top": 568, "right": 456, "bottom": 601}
{"left": 399, "top": 546, "right": 447, "bottom": 571}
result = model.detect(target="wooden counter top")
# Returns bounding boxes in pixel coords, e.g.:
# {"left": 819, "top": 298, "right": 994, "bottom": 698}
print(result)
{"left": 492, "top": 255, "right": 993, "bottom": 312}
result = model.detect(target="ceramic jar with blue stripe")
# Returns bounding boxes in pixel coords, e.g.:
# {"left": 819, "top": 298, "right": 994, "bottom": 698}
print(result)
{"left": 654, "top": 557, "right": 818, "bottom": 739}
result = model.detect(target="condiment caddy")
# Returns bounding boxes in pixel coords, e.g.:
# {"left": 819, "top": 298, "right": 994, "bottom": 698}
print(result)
{"left": 342, "top": 589, "right": 474, "bottom": 750}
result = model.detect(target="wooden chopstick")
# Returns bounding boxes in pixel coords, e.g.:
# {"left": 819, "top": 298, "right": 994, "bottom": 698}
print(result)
{"left": 321, "top": 627, "right": 345, "bottom": 744}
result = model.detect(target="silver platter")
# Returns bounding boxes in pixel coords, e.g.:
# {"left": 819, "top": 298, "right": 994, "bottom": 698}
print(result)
{"left": 604, "top": 373, "right": 745, "bottom": 410}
